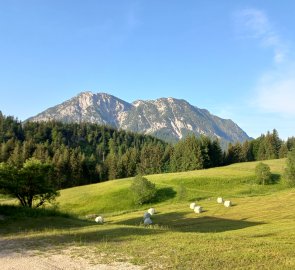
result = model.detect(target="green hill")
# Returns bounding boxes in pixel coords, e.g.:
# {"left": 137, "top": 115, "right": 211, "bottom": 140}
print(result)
{"left": 1, "top": 158, "right": 295, "bottom": 269}
{"left": 57, "top": 158, "right": 287, "bottom": 216}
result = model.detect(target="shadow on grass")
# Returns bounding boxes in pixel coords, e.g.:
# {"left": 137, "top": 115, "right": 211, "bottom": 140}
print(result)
{"left": 271, "top": 173, "right": 281, "bottom": 184}
{"left": 115, "top": 211, "right": 265, "bottom": 233}
{"left": 0, "top": 205, "right": 265, "bottom": 254}
{"left": 154, "top": 187, "right": 177, "bottom": 203}
{"left": 0, "top": 225, "right": 165, "bottom": 254}
{"left": 190, "top": 196, "right": 209, "bottom": 202}
{"left": 0, "top": 204, "right": 94, "bottom": 234}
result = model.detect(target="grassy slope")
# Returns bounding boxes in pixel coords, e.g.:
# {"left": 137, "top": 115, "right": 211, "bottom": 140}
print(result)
{"left": 57, "top": 159, "right": 287, "bottom": 216}
{"left": 1, "top": 158, "right": 295, "bottom": 269}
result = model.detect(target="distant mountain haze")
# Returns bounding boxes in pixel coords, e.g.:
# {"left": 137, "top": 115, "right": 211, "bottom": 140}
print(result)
{"left": 26, "top": 92, "right": 250, "bottom": 145}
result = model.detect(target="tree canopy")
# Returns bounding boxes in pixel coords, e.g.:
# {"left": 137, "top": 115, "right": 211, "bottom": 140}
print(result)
{"left": 130, "top": 175, "right": 157, "bottom": 205}
{"left": 285, "top": 149, "right": 295, "bottom": 187}
{"left": 1, "top": 112, "right": 294, "bottom": 190}
{"left": 255, "top": 162, "right": 272, "bottom": 185}
{"left": 0, "top": 158, "right": 58, "bottom": 207}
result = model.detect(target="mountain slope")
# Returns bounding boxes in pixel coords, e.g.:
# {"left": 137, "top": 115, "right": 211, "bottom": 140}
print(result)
{"left": 28, "top": 92, "right": 132, "bottom": 127}
{"left": 27, "top": 91, "right": 250, "bottom": 144}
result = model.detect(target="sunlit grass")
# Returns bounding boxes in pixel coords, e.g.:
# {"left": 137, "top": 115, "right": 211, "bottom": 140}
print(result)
{"left": 57, "top": 159, "right": 287, "bottom": 216}
{"left": 1, "top": 158, "right": 295, "bottom": 269}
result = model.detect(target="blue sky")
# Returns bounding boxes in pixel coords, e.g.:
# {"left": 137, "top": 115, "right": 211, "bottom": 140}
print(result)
{"left": 0, "top": 1, "right": 295, "bottom": 139}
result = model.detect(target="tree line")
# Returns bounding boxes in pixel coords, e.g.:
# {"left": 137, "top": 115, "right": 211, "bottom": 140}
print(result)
{"left": 0, "top": 112, "right": 294, "bottom": 189}
{"left": 225, "top": 129, "right": 295, "bottom": 164}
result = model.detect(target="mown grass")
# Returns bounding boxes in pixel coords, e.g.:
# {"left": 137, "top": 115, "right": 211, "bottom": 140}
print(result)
{"left": 1, "top": 158, "right": 295, "bottom": 269}
{"left": 56, "top": 159, "right": 287, "bottom": 216}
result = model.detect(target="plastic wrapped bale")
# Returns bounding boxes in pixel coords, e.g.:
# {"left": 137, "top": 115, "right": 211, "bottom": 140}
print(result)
{"left": 217, "top": 197, "right": 224, "bottom": 204}
{"left": 190, "top": 202, "right": 196, "bottom": 210}
{"left": 144, "top": 217, "right": 153, "bottom": 225}
{"left": 95, "top": 216, "right": 104, "bottom": 223}
{"left": 224, "top": 200, "right": 232, "bottom": 207}
{"left": 148, "top": 208, "right": 155, "bottom": 215}
{"left": 194, "top": 206, "right": 203, "bottom": 213}
{"left": 143, "top": 212, "right": 151, "bottom": 220}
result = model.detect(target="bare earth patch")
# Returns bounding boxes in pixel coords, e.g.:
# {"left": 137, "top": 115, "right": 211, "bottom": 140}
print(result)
{"left": 0, "top": 239, "right": 143, "bottom": 270}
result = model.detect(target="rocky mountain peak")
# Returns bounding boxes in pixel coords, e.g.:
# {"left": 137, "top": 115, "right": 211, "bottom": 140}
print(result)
{"left": 26, "top": 92, "right": 250, "bottom": 146}
{"left": 75, "top": 91, "right": 95, "bottom": 110}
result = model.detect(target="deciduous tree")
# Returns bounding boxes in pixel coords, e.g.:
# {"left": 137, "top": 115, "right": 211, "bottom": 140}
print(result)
{"left": 0, "top": 158, "right": 58, "bottom": 207}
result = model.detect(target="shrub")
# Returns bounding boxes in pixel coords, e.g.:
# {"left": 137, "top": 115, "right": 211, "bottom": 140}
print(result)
{"left": 255, "top": 162, "right": 272, "bottom": 185}
{"left": 285, "top": 149, "right": 295, "bottom": 187}
{"left": 130, "top": 175, "right": 157, "bottom": 205}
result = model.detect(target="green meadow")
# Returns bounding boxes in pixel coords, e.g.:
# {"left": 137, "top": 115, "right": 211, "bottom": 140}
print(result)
{"left": 1, "top": 158, "right": 295, "bottom": 269}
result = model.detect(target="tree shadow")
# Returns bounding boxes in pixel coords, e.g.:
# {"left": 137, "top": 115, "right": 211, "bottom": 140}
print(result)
{"left": 154, "top": 187, "right": 177, "bottom": 203}
{"left": 0, "top": 207, "right": 265, "bottom": 255}
{"left": 115, "top": 211, "right": 265, "bottom": 233}
{"left": 190, "top": 196, "right": 209, "bottom": 202}
{"left": 0, "top": 225, "right": 165, "bottom": 254}
{"left": 271, "top": 173, "right": 281, "bottom": 184}
{"left": 0, "top": 204, "right": 95, "bottom": 235}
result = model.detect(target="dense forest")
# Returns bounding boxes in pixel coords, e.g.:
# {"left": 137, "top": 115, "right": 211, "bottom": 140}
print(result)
{"left": 0, "top": 111, "right": 294, "bottom": 188}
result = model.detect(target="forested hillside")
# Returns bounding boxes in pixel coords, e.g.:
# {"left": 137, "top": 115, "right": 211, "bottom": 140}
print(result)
{"left": 0, "top": 112, "right": 168, "bottom": 187}
{"left": 226, "top": 129, "right": 295, "bottom": 163}
{"left": 0, "top": 111, "right": 294, "bottom": 188}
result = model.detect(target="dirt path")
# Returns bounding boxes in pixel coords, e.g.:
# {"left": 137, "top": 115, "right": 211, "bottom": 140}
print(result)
{"left": 0, "top": 240, "right": 143, "bottom": 270}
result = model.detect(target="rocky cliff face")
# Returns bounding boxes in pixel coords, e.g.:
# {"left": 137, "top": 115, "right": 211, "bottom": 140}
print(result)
{"left": 27, "top": 92, "right": 250, "bottom": 144}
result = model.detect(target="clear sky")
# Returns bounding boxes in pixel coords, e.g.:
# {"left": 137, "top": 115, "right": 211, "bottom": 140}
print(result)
{"left": 0, "top": 0, "right": 295, "bottom": 139}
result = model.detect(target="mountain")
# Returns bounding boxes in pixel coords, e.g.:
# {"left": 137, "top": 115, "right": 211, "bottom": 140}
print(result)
{"left": 27, "top": 91, "right": 250, "bottom": 145}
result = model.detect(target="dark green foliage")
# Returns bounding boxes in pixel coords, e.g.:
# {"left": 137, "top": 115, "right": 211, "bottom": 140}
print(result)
{"left": 0, "top": 112, "right": 168, "bottom": 187}
{"left": 138, "top": 143, "right": 165, "bottom": 175}
{"left": 171, "top": 135, "right": 205, "bottom": 172}
{"left": 3, "top": 111, "right": 293, "bottom": 188}
{"left": 0, "top": 204, "right": 71, "bottom": 219}
{"left": 285, "top": 149, "right": 295, "bottom": 187}
{"left": 278, "top": 144, "right": 288, "bottom": 158}
{"left": 0, "top": 158, "right": 58, "bottom": 207}
{"left": 226, "top": 142, "right": 244, "bottom": 164}
{"left": 0, "top": 112, "right": 228, "bottom": 188}
{"left": 208, "top": 139, "right": 224, "bottom": 167}
{"left": 255, "top": 162, "right": 272, "bottom": 185}
{"left": 254, "top": 130, "right": 282, "bottom": 160}
{"left": 130, "top": 175, "right": 157, "bottom": 205}
{"left": 225, "top": 129, "right": 291, "bottom": 166}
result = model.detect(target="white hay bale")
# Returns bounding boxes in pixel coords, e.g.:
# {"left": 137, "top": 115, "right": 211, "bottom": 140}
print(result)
{"left": 148, "top": 208, "right": 155, "bottom": 215}
{"left": 143, "top": 212, "right": 151, "bottom": 219}
{"left": 144, "top": 217, "right": 153, "bottom": 225}
{"left": 190, "top": 202, "right": 196, "bottom": 209}
{"left": 224, "top": 200, "right": 232, "bottom": 207}
{"left": 217, "top": 197, "right": 224, "bottom": 204}
{"left": 95, "top": 216, "right": 104, "bottom": 223}
{"left": 194, "top": 206, "right": 203, "bottom": 213}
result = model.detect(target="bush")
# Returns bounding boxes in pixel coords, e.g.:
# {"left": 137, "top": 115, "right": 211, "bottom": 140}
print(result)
{"left": 285, "top": 149, "right": 295, "bottom": 187}
{"left": 130, "top": 175, "right": 157, "bottom": 205}
{"left": 255, "top": 162, "right": 272, "bottom": 185}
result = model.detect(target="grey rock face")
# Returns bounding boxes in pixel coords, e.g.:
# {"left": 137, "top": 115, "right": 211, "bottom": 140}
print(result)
{"left": 27, "top": 91, "right": 250, "bottom": 145}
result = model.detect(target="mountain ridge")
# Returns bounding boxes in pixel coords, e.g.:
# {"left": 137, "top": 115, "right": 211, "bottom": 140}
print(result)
{"left": 27, "top": 91, "right": 250, "bottom": 145}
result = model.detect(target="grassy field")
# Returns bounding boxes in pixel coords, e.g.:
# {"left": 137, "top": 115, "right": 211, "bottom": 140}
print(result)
{"left": 1, "top": 159, "right": 295, "bottom": 269}
{"left": 56, "top": 158, "right": 287, "bottom": 216}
